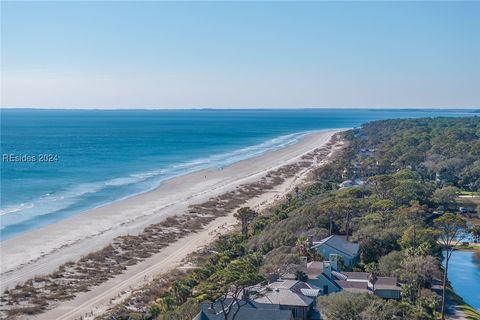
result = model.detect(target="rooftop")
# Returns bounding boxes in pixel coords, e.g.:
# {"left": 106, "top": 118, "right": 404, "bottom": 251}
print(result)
{"left": 194, "top": 299, "right": 293, "bottom": 320}
{"left": 306, "top": 261, "right": 401, "bottom": 293}
{"left": 333, "top": 272, "right": 401, "bottom": 291}
{"left": 252, "top": 280, "right": 318, "bottom": 307}
{"left": 336, "top": 280, "right": 371, "bottom": 293}
{"left": 311, "top": 235, "right": 360, "bottom": 258}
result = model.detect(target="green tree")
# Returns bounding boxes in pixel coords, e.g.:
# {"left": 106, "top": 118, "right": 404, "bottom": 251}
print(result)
{"left": 260, "top": 246, "right": 301, "bottom": 280}
{"left": 367, "top": 175, "right": 395, "bottom": 200}
{"left": 148, "top": 302, "right": 161, "bottom": 318}
{"left": 393, "top": 170, "right": 429, "bottom": 201}
{"left": 398, "top": 254, "right": 440, "bottom": 303}
{"left": 360, "top": 299, "right": 403, "bottom": 320}
{"left": 156, "top": 295, "right": 176, "bottom": 314}
{"left": 397, "top": 202, "right": 432, "bottom": 250}
{"left": 234, "top": 207, "right": 258, "bottom": 238}
{"left": 371, "top": 198, "right": 395, "bottom": 227}
{"left": 162, "top": 298, "right": 200, "bottom": 320}
{"left": 196, "top": 255, "right": 265, "bottom": 320}
{"left": 333, "top": 189, "right": 364, "bottom": 241}
{"left": 171, "top": 280, "right": 192, "bottom": 304}
{"left": 471, "top": 225, "right": 480, "bottom": 242}
{"left": 295, "top": 236, "right": 310, "bottom": 256}
{"left": 357, "top": 227, "right": 400, "bottom": 263}
{"left": 378, "top": 251, "right": 404, "bottom": 277}
{"left": 433, "top": 213, "right": 468, "bottom": 320}
{"left": 318, "top": 292, "right": 401, "bottom": 320}
{"left": 295, "top": 270, "right": 308, "bottom": 282}
{"left": 399, "top": 226, "right": 438, "bottom": 254}
{"left": 320, "top": 197, "right": 337, "bottom": 236}
{"left": 432, "top": 186, "right": 459, "bottom": 208}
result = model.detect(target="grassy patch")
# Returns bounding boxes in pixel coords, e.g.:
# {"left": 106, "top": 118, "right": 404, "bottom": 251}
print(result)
{"left": 457, "top": 244, "right": 480, "bottom": 253}
{"left": 447, "top": 287, "right": 480, "bottom": 320}
{"left": 458, "top": 191, "right": 480, "bottom": 197}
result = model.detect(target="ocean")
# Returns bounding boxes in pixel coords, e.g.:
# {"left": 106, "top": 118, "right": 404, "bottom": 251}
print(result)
{"left": 0, "top": 108, "right": 474, "bottom": 240}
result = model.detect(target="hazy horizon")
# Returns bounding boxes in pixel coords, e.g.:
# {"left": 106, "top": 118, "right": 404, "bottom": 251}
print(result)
{"left": 2, "top": 1, "right": 479, "bottom": 109}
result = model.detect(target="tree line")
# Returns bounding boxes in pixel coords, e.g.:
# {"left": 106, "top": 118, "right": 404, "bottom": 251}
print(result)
{"left": 115, "top": 116, "right": 479, "bottom": 320}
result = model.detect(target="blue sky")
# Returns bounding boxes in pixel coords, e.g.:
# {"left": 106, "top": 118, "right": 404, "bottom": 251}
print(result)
{"left": 1, "top": 1, "right": 479, "bottom": 109}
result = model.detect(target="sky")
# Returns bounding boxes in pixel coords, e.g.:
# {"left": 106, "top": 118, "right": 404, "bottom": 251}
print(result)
{"left": 1, "top": 1, "right": 479, "bottom": 109}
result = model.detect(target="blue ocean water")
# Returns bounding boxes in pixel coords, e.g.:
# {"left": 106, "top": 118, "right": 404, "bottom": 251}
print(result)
{"left": 0, "top": 108, "right": 473, "bottom": 240}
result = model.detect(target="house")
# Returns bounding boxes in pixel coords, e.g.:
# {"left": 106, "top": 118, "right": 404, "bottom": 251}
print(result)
{"left": 311, "top": 235, "right": 360, "bottom": 267}
{"left": 339, "top": 179, "right": 365, "bottom": 189}
{"left": 336, "top": 272, "right": 401, "bottom": 299}
{"left": 305, "top": 259, "right": 342, "bottom": 295}
{"left": 306, "top": 254, "right": 401, "bottom": 300}
{"left": 339, "top": 180, "right": 355, "bottom": 188}
{"left": 193, "top": 299, "right": 293, "bottom": 320}
{"left": 249, "top": 279, "right": 321, "bottom": 320}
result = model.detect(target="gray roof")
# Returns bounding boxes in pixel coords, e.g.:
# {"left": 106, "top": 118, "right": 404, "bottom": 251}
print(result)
{"left": 320, "top": 272, "right": 343, "bottom": 290}
{"left": 252, "top": 280, "right": 316, "bottom": 307}
{"left": 306, "top": 261, "right": 324, "bottom": 277}
{"left": 374, "top": 278, "right": 402, "bottom": 291}
{"left": 311, "top": 235, "right": 360, "bottom": 258}
{"left": 333, "top": 272, "right": 401, "bottom": 291}
{"left": 341, "top": 272, "right": 369, "bottom": 280}
{"left": 336, "top": 280, "right": 371, "bottom": 293}
{"left": 194, "top": 300, "right": 292, "bottom": 320}
{"left": 254, "top": 290, "right": 313, "bottom": 307}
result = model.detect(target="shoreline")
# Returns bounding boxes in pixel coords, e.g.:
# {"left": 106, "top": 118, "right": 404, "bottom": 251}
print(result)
{"left": 0, "top": 129, "right": 342, "bottom": 293}
{"left": 34, "top": 155, "right": 334, "bottom": 320}
{"left": 0, "top": 129, "right": 327, "bottom": 241}
{"left": 444, "top": 249, "right": 480, "bottom": 318}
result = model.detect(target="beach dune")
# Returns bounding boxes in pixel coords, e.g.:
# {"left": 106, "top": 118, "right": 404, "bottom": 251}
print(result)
{"left": 0, "top": 130, "right": 341, "bottom": 295}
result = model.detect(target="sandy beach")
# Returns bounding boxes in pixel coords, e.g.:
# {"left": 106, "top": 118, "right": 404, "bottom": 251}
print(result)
{"left": 0, "top": 130, "right": 342, "bottom": 294}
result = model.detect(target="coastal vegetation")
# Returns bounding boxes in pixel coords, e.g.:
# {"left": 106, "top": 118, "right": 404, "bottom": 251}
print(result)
{"left": 0, "top": 136, "right": 340, "bottom": 318}
{"left": 2, "top": 117, "right": 479, "bottom": 319}
{"left": 101, "top": 116, "right": 480, "bottom": 320}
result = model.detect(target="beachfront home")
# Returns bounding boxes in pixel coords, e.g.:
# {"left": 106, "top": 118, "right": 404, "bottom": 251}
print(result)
{"left": 311, "top": 235, "right": 360, "bottom": 267}
{"left": 249, "top": 279, "right": 321, "bottom": 320}
{"left": 193, "top": 299, "right": 293, "bottom": 320}
{"left": 306, "top": 254, "right": 401, "bottom": 299}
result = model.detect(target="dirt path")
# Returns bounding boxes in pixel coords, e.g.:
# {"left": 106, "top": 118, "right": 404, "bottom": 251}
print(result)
{"left": 33, "top": 150, "right": 330, "bottom": 320}
{"left": 1, "top": 131, "right": 339, "bottom": 293}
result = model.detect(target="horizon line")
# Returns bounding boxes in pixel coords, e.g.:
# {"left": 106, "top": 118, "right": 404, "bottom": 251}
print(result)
{"left": 1, "top": 106, "right": 479, "bottom": 111}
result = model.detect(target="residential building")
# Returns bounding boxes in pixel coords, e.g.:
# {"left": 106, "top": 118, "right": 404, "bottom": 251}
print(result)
{"left": 306, "top": 254, "right": 401, "bottom": 299}
{"left": 193, "top": 299, "right": 293, "bottom": 320}
{"left": 339, "top": 179, "right": 365, "bottom": 189}
{"left": 250, "top": 279, "right": 321, "bottom": 320}
{"left": 311, "top": 235, "right": 360, "bottom": 267}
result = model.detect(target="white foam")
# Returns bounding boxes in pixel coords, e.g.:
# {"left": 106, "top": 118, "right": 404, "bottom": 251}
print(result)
{"left": 0, "top": 131, "right": 314, "bottom": 232}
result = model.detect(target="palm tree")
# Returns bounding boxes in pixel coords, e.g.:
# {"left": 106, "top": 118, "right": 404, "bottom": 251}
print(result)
{"left": 295, "top": 236, "right": 309, "bottom": 256}
{"left": 234, "top": 207, "right": 257, "bottom": 238}
{"left": 172, "top": 280, "right": 191, "bottom": 304}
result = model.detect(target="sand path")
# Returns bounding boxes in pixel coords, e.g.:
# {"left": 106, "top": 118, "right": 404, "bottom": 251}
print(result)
{"left": 30, "top": 131, "right": 342, "bottom": 320}
{"left": 1, "top": 130, "right": 340, "bottom": 293}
